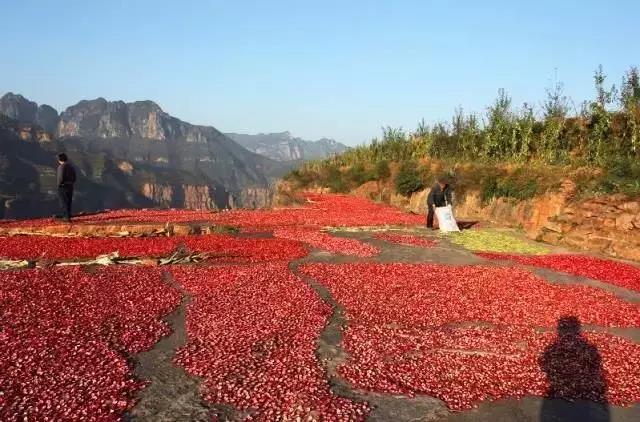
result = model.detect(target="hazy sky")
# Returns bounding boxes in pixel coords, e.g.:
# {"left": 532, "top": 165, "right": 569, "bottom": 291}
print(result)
{"left": 1, "top": 0, "right": 638, "bottom": 145}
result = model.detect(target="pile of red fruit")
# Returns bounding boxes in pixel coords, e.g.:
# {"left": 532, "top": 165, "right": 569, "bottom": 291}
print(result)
{"left": 478, "top": 253, "right": 640, "bottom": 293}
{"left": 274, "top": 227, "right": 379, "bottom": 257}
{"left": 300, "top": 263, "right": 640, "bottom": 409}
{"left": 374, "top": 233, "right": 437, "bottom": 248}
{"left": 0, "top": 266, "right": 180, "bottom": 420}
{"left": 0, "top": 193, "right": 424, "bottom": 230}
{"left": 0, "top": 234, "right": 309, "bottom": 263}
{"left": 0, "top": 235, "right": 180, "bottom": 261}
{"left": 171, "top": 264, "right": 368, "bottom": 420}
{"left": 181, "top": 235, "right": 308, "bottom": 263}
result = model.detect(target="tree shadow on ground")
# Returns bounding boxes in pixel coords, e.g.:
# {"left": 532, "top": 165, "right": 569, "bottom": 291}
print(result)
{"left": 539, "top": 316, "right": 610, "bottom": 422}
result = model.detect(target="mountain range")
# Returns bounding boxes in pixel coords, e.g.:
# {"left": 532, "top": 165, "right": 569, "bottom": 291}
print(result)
{"left": 226, "top": 132, "right": 347, "bottom": 161}
{"left": 0, "top": 93, "right": 301, "bottom": 219}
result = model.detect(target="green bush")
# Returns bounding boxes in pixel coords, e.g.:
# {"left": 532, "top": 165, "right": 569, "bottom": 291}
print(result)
{"left": 395, "top": 161, "right": 424, "bottom": 196}
{"left": 346, "top": 163, "right": 373, "bottom": 186}
{"left": 481, "top": 169, "right": 540, "bottom": 203}
{"left": 320, "top": 165, "right": 348, "bottom": 193}
{"left": 374, "top": 159, "right": 391, "bottom": 181}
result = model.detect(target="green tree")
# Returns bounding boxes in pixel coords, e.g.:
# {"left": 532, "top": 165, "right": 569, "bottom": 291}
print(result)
{"left": 621, "top": 67, "right": 640, "bottom": 108}
{"left": 374, "top": 159, "right": 391, "bottom": 181}
{"left": 543, "top": 77, "right": 569, "bottom": 119}
{"left": 484, "top": 89, "right": 515, "bottom": 158}
{"left": 394, "top": 161, "right": 424, "bottom": 196}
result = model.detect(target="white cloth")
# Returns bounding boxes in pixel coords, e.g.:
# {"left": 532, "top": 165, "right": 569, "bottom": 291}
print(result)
{"left": 434, "top": 205, "right": 460, "bottom": 232}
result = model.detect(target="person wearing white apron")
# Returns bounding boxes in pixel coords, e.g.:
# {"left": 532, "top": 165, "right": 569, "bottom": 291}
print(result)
{"left": 426, "top": 176, "right": 452, "bottom": 229}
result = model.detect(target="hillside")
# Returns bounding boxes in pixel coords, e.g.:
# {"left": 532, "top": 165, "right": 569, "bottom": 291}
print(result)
{"left": 281, "top": 67, "right": 640, "bottom": 262}
{"left": 226, "top": 131, "right": 347, "bottom": 161}
{"left": 0, "top": 93, "right": 295, "bottom": 218}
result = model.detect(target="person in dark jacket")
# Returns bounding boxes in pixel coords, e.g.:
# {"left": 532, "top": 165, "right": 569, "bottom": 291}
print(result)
{"left": 426, "top": 176, "right": 453, "bottom": 229}
{"left": 56, "top": 153, "right": 76, "bottom": 222}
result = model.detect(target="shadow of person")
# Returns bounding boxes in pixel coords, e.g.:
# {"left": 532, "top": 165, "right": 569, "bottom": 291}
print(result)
{"left": 539, "top": 316, "right": 610, "bottom": 422}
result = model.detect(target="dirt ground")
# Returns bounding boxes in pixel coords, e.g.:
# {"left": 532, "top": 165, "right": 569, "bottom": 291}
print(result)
{"left": 126, "top": 227, "right": 640, "bottom": 422}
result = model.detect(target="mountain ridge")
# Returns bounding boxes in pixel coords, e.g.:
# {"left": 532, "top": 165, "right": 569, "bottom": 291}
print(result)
{"left": 226, "top": 131, "right": 348, "bottom": 161}
{"left": 0, "top": 92, "right": 297, "bottom": 218}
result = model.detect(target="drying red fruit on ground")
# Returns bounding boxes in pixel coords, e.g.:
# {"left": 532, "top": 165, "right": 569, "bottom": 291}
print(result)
{"left": 0, "top": 193, "right": 423, "bottom": 230}
{"left": 273, "top": 227, "right": 379, "bottom": 257}
{"left": 171, "top": 264, "right": 368, "bottom": 420}
{"left": 477, "top": 253, "right": 640, "bottom": 293}
{"left": 0, "top": 266, "right": 180, "bottom": 420}
{"left": 300, "top": 263, "right": 640, "bottom": 410}
{"left": 209, "top": 194, "right": 424, "bottom": 229}
{"left": 0, "top": 235, "right": 181, "bottom": 261}
{"left": 301, "top": 263, "right": 640, "bottom": 328}
{"left": 374, "top": 232, "right": 437, "bottom": 248}
{"left": 180, "top": 234, "right": 308, "bottom": 262}
{"left": 340, "top": 324, "right": 640, "bottom": 410}
{"left": 0, "top": 209, "right": 220, "bottom": 228}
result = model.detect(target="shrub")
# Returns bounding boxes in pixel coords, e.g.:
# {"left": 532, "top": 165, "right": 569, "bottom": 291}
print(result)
{"left": 374, "top": 160, "right": 391, "bottom": 181}
{"left": 346, "top": 163, "right": 373, "bottom": 187}
{"left": 481, "top": 168, "right": 540, "bottom": 203}
{"left": 395, "top": 161, "right": 424, "bottom": 197}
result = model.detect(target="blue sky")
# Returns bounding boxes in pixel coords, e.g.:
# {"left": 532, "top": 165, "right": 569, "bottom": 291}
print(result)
{"left": 1, "top": 0, "right": 638, "bottom": 145}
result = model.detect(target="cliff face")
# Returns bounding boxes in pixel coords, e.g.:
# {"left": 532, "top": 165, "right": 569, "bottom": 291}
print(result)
{"left": 0, "top": 93, "right": 295, "bottom": 217}
{"left": 0, "top": 93, "right": 59, "bottom": 133}
{"left": 226, "top": 131, "right": 348, "bottom": 161}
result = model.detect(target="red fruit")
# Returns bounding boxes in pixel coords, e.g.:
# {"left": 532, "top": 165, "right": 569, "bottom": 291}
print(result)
{"left": 0, "top": 266, "right": 180, "bottom": 420}
{"left": 478, "top": 253, "right": 640, "bottom": 293}
{"left": 301, "top": 263, "right": 640, "bottom": 410}
{"left": 171, "top": 264, "right": 369, "bottom": 421}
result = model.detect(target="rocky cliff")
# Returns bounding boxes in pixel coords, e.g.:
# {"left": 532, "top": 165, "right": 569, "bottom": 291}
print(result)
{"left": 0, "top": 93, "right": 59, "bottom": 133}
{"left": 0, "top": 93, "right": 293, "bottom": 217}
{"left": 226, "top": 131, "right": 348, "bottom": 161}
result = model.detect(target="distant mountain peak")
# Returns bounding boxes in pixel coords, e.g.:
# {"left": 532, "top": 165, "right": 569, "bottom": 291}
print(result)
{"left": 0, "top": 92, "right": 59, "bottom": 133}
{"left": 225, "top": 131, "right": 348, "bottom": 161}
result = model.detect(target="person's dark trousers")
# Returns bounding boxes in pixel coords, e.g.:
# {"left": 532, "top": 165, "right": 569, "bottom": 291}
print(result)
{"left": 57, "top": 184, "right": 73, "bottom": 221}
{"left": 426, "top": 206, "right": 435, "bottom": 228}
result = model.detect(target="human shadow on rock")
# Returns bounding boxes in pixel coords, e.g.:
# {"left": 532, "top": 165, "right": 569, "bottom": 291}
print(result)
{"left": 539, "top": 316, "right": 610, "bottom": 422}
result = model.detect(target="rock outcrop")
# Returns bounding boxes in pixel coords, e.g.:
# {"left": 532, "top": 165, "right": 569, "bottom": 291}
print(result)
{"left": 537, "top": 195, "right": 640, "bottom": 261}
{"left": 0, "top": 93, "right": 59, "bottom": 133}
{"left": 393, "top": 180, "right": 640, "bottom": 262}
{"left": 226, "top": 131, "right": 348, "bottom": 161}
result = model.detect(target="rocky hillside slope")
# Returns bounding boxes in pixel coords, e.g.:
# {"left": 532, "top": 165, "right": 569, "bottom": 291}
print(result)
{"left": 0, "top": 93, "right": 294, "bottom": 218}
{"left": 226, "top": 131, "right": 347, "bottom": 161}
{"left": 353, "top": 179, "right": 640, "bottom": 262}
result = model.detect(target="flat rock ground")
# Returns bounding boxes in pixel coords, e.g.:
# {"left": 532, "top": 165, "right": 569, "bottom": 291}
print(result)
{"left": 125, "top": 227, "right": 640, "bottom": 422}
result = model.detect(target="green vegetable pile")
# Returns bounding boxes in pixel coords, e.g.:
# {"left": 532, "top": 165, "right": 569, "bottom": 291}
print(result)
{"left": 444, "top": 229, "right": 549, "bottom": 254}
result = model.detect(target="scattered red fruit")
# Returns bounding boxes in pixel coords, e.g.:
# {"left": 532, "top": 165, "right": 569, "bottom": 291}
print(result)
{"left": 0, "top": 193, "right": 423, "bottom": 230}
{"left": 0, "top": 266, "right": 180, "bottom": 420}
{"left": 181, "top": 234, "right": 308, "bottom": 263}
{"left": 300, "top": 263, "right": 640, "bottom": 409}
{"left": 477, "top": 253, "right": 640, "bottom": 293}
{"left": 273, "top": 227, "right": 379, "bottom": 257}
{"left": 374, "top": 233, "right": 437, "bottom": 248}
{"left": 0, "top": 235, "right": 181, "bottom": 260}
{"left": 171, "top": 264, "right": 369, "bottom": 420}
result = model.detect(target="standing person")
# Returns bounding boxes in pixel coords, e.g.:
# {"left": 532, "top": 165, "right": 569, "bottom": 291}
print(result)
{"left": 56, "top": 153, "right": 76, "bottom": 222}
{"left": 426, "top": 176, "right": 452, "bottom": 229}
